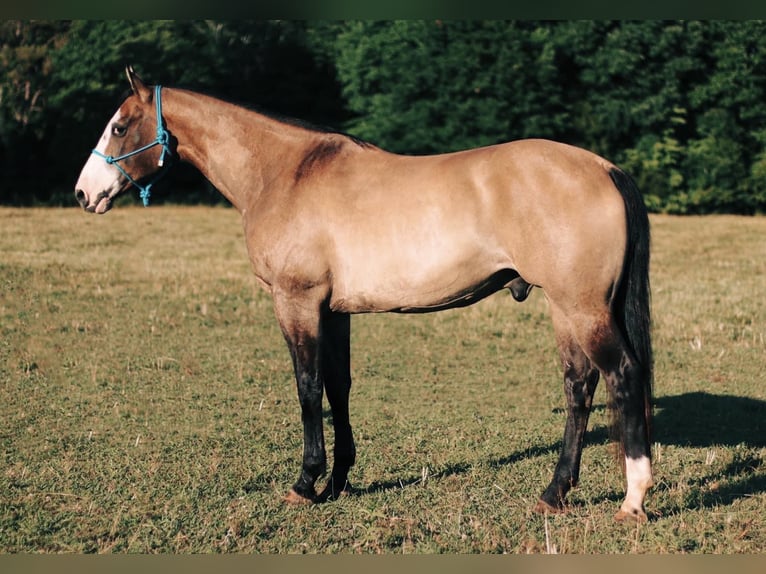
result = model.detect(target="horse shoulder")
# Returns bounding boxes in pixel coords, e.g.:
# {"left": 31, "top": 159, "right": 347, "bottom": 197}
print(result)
{"left": 241, "top": 190, "right": 335, "bottom": 303}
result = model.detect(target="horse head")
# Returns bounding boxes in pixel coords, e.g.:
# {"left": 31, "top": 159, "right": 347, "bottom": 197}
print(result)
{"left": 75, "top": 66, "right": 172, "bottom": 213}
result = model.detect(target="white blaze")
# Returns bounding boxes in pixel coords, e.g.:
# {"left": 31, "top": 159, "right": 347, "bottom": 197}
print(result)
{"left": 75, "top": 109, "right": 125, "bottom": 208}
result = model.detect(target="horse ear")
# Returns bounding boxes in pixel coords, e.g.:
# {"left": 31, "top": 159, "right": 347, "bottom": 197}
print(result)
{"left": 125, "top": 65, "right": 152, "bottom": 103}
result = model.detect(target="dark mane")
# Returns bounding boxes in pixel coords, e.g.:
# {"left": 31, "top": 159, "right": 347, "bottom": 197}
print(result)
{"left": 165, "top": 83, "right": 373, "bottom": 149}
{"left": 259, "top": 109, "right": 373, "bottom": 149}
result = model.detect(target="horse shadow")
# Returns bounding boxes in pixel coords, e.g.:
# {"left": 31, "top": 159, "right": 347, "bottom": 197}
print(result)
{"left": 648, "top": 392, "right": 766, "bottom": 513}
{"left": 358, "top": 392, "right": 766, "bottom": 514}
{"left": 652, "top": 391, "right": 766, "bottom": 448}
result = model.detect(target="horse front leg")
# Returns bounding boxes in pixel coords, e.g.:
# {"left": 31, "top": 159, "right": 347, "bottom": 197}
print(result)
{"left": 317, "top": 311, "right": 356, "bottom": 501}
{"left": 274, "top": 294, "right": 327, "bottom": 505}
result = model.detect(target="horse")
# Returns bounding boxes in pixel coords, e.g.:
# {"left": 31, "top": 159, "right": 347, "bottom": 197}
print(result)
{"left": 75, "top": 66, "right": 654, "bottom": 522}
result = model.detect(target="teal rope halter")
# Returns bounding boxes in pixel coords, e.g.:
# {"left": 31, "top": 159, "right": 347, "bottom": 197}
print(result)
{"left": 91, "top": 85, "right": 172, "bottom": 206}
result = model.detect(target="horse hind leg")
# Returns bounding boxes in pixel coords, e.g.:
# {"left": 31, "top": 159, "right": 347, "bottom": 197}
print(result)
{"left": 570, "top": 312, "right": 653, "bottom": 522}
{"left": 535, "top": 317, "right": 600, "bottom": 514}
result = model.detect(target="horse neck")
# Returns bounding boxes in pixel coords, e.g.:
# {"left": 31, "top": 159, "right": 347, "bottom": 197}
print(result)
{"left": 162, "top": 88, "right": 311, "bottom": 212}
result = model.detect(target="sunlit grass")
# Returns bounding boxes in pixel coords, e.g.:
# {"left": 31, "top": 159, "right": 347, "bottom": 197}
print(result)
{"left": 1, "top": 207, "right": 764, "bottom": 553}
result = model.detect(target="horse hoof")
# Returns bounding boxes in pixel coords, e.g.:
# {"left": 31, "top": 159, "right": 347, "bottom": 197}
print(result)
{"left": 283, "top": 489, "right": 315, "bottom": 505}
{"left": 317, "top": 481, "right": 353, "bottom": 503}
{"left": 614, "top": 507, "right": 648, "bottom": 523}
{"left": 533, "top": 499, "right": 566, "bottom": 515}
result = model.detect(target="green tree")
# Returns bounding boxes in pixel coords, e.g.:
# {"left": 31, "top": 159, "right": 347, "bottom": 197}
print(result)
{"left": 554, "top": 22, "right": 708, "bottom": 205}
{"left": 684, "top": 21, "right": 766, "bottom": 213}
{"left": 0, "top": 20, "right": 70, "bottom": 205}
{"left": 330, "top": 21, "right": 573, "bottom": 154}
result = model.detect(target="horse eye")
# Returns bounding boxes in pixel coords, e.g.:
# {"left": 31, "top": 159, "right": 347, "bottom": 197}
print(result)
{"left": 112, "top": 125, "right": 127, "bottom": 137}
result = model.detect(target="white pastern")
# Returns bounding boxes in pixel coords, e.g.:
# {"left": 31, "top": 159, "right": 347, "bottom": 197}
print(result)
{"left": 619, "top": 455, "right": 653, "bottom": 518}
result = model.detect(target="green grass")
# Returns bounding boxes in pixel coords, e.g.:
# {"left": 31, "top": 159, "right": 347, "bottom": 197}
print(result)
{"left": 1, "top": 206, "right": 765, "bottom": 553}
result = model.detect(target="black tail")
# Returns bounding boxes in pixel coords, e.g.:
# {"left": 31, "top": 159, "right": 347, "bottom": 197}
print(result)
{"left": 609, "top": 167, "right": 654, "bottom": 443}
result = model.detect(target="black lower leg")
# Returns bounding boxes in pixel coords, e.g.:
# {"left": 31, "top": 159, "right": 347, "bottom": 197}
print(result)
{"left": 291, "top": 432, "right": 325, "bottom": 500}
{"left": 318, "top": 312, "right": 355, "bottom": 501}
{"left": 609, "top": 357, "right": 651, "bottom": 461}
{"left": 319, "top": 422, "right": 355, "bottom": 500}
{"left": 540, "top": 363, "right": 599, "bottom": 509}
{"left": 291, "top": 368, "right": 326, "bottom": 500}
{"left": 285, "top": 329, "right": 326, "bottom": 501}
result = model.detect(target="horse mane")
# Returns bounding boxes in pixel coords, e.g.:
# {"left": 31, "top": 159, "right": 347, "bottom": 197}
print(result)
{"left": 116, "top": 80, "right": 372, "bottom": 149}
{"left": 254, "top": 107, "right": 373, "bottom": 149}
{"left": 171, "top": 83, "right": 373, "bottom": 149}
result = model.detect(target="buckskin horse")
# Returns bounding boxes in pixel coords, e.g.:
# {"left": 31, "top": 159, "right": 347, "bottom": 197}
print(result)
{"left": 75, "top": 67, "right": 654, "bottom": 521}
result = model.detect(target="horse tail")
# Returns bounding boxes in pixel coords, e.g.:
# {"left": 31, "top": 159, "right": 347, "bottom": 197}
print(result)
{"left": 609, "top": 166, "right": 654, "bottom": 444}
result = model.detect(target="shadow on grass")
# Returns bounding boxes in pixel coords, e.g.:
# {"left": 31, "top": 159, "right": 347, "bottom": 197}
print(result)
{"left": 651, "top": 391, "right": 766, "bottom": 513}
{"left": 585, "top": 392, "right": 766, "bottom": 514}
{"left": 358, "top": 425, "right": 612, "bottom": 497}
{"left": 357, "top": 392, "right": 766, "bottom": 512}
{"left": 653, "top": 391, "right": 766, "bottom": 448}
{"left": 359, "top": 461, "right": 474, "bottom": 495}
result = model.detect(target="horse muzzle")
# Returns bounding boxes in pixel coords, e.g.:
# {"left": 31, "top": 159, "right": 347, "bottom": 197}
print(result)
{"left": 76, "top": 189, "right": 113, "bottom": 214}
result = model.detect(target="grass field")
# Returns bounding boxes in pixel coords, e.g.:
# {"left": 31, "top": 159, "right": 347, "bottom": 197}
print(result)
{"left": 1, "top": 206, "right": 765, "bottom": 553}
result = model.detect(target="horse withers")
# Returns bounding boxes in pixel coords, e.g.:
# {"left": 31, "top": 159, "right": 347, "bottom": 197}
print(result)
{"left": 75, "top": 67, "right": 654, "bottom": 522}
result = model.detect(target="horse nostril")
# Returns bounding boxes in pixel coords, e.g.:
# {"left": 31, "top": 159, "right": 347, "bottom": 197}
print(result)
{"left": 75, "top": 189, "right": 87, "bottom": 207}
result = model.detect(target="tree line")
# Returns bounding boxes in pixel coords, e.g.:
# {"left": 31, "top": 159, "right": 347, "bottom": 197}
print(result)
{"left": 2, "top": 20, "right": 765, "bottom": 214}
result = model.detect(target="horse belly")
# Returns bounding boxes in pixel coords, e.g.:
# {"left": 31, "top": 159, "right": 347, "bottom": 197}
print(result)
{"left": 328, "top": 244, "right": 510, "bottom": 314}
